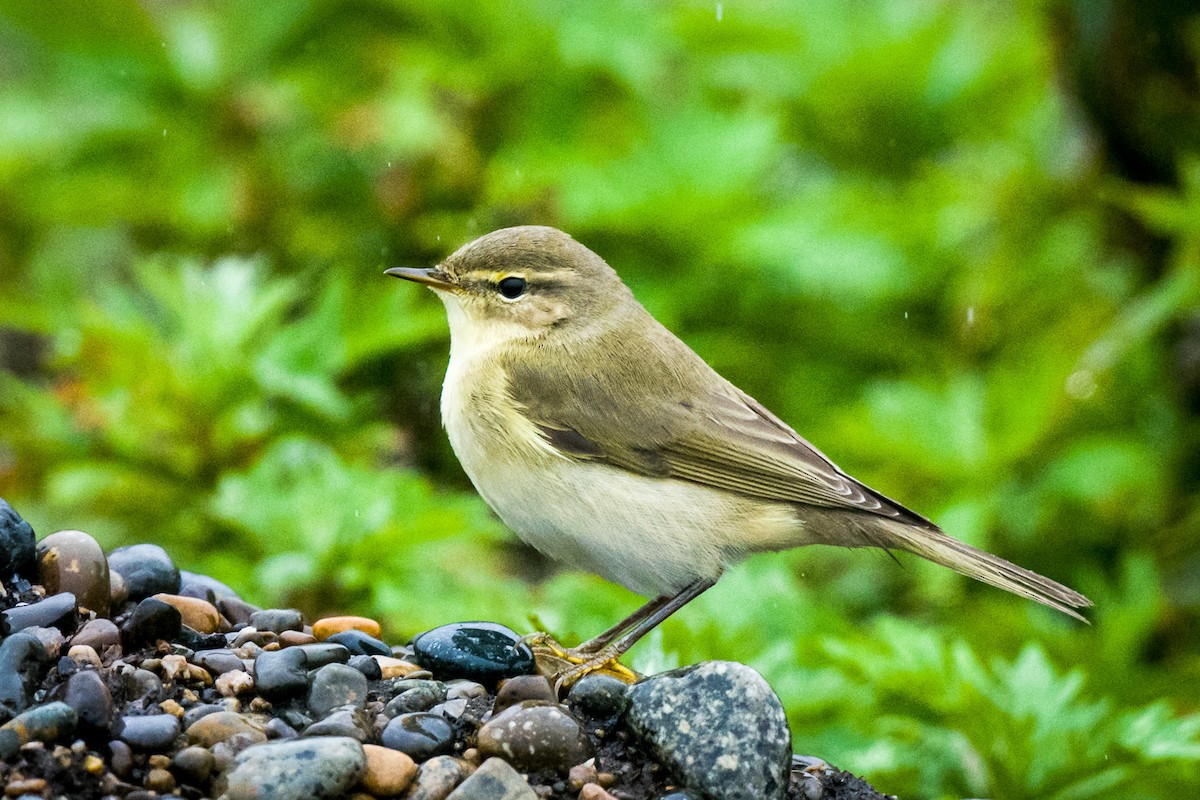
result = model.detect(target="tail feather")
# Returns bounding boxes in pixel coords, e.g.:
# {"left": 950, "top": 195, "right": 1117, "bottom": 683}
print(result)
{"left": 885, "top": 523, "right": 1092, "bottom": 622}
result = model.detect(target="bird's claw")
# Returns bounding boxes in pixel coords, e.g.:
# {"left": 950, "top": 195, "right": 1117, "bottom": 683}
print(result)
{"left": 523, "top": 632, "right": 640, "bottom": 696}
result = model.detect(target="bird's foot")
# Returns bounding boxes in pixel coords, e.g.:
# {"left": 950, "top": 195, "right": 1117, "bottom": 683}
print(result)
{"left": 521, "top": 632, "right": 639, "bottom": 695}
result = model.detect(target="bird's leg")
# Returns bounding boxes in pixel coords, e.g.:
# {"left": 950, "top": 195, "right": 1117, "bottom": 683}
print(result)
{"left": 552, "top": 576, "right": 717, "bottom": 695}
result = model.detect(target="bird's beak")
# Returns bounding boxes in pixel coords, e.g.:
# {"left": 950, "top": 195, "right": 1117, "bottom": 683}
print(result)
{"left": 384, "top": 266, "right": 458, "bottom": 292}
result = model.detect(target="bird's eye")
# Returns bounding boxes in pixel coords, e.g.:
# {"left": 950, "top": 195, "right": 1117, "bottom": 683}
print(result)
{"left": 497, "top": 276, "right": 527, "bottom": 299}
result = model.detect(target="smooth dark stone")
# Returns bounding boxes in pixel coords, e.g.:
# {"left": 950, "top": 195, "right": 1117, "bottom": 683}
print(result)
{"left": 71, "top": 618, "right": 120, "bottom": 652}
{"left": 62, "top": 669, "right": 113, "bottom": 732}
{"left": 109, "top": 739, "right": 134, "bottom": 776}
{"left": 495, "top": 674, "right": 556, "bottom": 715}
{"left": 276, "top": 708, "right": 313, "bottom": 731}
{"left": 36, "top": 530, "right": 110, "bottom": 618}
{"left": 476, "top": 702, "right": 592, "bottom": 773}
{"left": 0, "top": 498, "right": 36, "bottom": 579}
{"left": 0, "top": 632, "right": 50, "bottom": 721}
{"left": 567, "top": 672, "right": 629, "bottom": 719}
{"left": 656, "top": 792, "right": 703, "bottom": 800}
{"left": 308, "top": 663, "right": 369, "bottom": 716}
{"left": 384, "top": 682, "right": 445, "bottom": 716}
{"left": 1, "top": 592, "right": 78, "bottom": 637}
{"left": 248, "top": 608, "right": 303, "bottom": 634}
{"left": 380, "top": 712, "right": 455, "bottom": 761}
{"left": 24, "top": 625, "right": 65, "bottom": 658}
{"left": 626, "top": 661, "right": 791, "bottom": 800}
{"left": 171, "top": 745, "right": 215, "bottom": 785}
{"left": 254, "top": 644, "right": 349, "bottom": 699}
{"left": 182, "top": 703, "right": 225, "bottom": 729}
{"left": 175, "top": 625, "right": 226, "bottom": 650}
{"left": 179, "top": 570, "right": 239, "bottom": 601}
{"left": 218, "top": 596, "right": 258, "bottom": 627}
{"left": 0, "top": 701, "right": 77, "bottom": 759}
{"left": 220, "top": 737, "right": 367, "bottom": 800}
{"left": 428, "top": 698, "right": 468, "bottom": 720}
{"left": 193, "top": 649, "right": 244, "bottom": 676}
{"left": 448, "top": 757, "right": 534, "bottom": 799}
{"left": 121, "top": 597, "right": 182, "bottom": 648}
{"left": 410, "top": 622, "right": 535, "bottom": 684}
{"left": 326, "top": 629, "right": 390, "bottom": 657}
{"left": 116, "top": 713, "right": 182, "bottom": 751}
{"left": 347, "top": 654, "right": 382, "bottom": 681}
{"left": 106, "top": 543, "right": 180, "bottom": 599}
{"left": 263, "top": 717, "right": 297, "bottom": 740}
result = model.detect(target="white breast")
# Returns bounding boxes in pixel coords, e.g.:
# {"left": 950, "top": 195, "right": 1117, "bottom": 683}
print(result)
{"left": 436, "top": 295, "right": 798, "bottom": 597}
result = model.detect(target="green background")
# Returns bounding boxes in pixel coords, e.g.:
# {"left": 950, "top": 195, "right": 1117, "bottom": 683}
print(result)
{"left": 1, "top": 2, "right": 1198, "bottom": 798}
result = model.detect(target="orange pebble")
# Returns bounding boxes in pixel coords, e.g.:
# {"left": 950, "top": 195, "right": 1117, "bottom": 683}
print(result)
{"left": 312, "top": 615, "right": 382, "bottom": 640}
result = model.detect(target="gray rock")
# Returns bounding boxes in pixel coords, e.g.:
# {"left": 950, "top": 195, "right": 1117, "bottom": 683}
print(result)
{"left": 71, "top": 618, "right": 120, "bottom": 652}
{"left": 192, "top": 648, "right": 244, "bottom": 676}
{"left": 626, "top": 661, "right": 791, "bottom": 800}
{"left": 62, "top": 669, "right": 113, "bottom": 732}
{"left": 254, "top": 643, "right": 349, "bottom": 699}
{"left": 116, "top": 713, "right": 182, "bottom": 751}
{"left": 567, "top": 673, "right": 629, "bottom": 718}
{"left": 476, "top": 702, "right": 592, "bottom": 773}
{"left": 446, "top": 757, "right": 537, "bottom": 800}
{"left": 380, "top": 712, "right": 455, "bottom": 761}
{"left": 219, "top": 736, "right": 367, "bottom": 800}
{"left": 384, "top": 681, "right": 446, "bottom": 715}
{"left": 106, "top": 543, "right": 180, "bottom": 599}
{"left": 0, "top": 592, "right": 78, "bottom": 637}
{"left": 308, "top": 663, "right": 368, "bottom": 716}
{"left": 302, "top": 706, "right": 371, "bottom": 741}
{"left": 0, "top": 632, "right": 50, "bottom": 720}
{"left": 249, "top": 608, "right": 304, "bottom": 633}
{"left": 0, "top": 498, "right": 36, "bottom": 579}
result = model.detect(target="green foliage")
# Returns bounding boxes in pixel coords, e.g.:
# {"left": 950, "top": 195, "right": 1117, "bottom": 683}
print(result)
{"left": 1, "top": 1, "right": 1198, "bottom": 797}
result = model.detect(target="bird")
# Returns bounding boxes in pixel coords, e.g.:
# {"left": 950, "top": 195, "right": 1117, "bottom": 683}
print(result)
{"left": 386, "top": 225, "right": 1091, "bottom": 687}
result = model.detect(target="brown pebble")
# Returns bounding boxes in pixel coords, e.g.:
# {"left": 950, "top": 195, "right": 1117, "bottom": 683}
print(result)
{"left": 144, "top": 767, "right": 175, "bottom": 793}
{"left": 495, "top": 674, "right": 556, "bottom": 714}
{"left": 66, "top": 644, "right": 102, "bottom": 668}
{"left": 312, "top": 615, "right": 382, "bottom": 640}
{"left": 579, "top": 783, "right": 619, "bottom": 800}
{"left": 71, "top": 618, "right": 120, "bottom": 651}
{"left": 278, "top": 630, "right": 317, "bottom": 647}
{"left": 360, "top": 744, "right": 417, "bottom": 796}
{"left": 216, "top": 669, "right": 254, "bottom": 697}
{"left": 159, "top": 699, "right": 185, "bottom": 718}
{"left": 4, "top": 777, "right": 47, "bottom": 797}
{"left": 36, "top": 529, "right": 111, "bottom": 618}
{"left": 83, "top": 754, "right": 104, "bottom": 775}
{"left": 152, "top": 593, "right": 223, "bottom": 633}
{"left": 568, "top": 758, "right": 598, "bottom": 791}
{"left": 185, "top": 711, "right": 267, "bottom": 747}
{"left": 461, "top": 747, "right": 481, "bottom": 766}
{"left": 373, "top": 656, "right": 422, "bottom": 679}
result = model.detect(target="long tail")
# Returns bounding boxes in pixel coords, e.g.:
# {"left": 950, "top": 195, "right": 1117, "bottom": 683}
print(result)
{"left": 883, "top": 522, "right": 1093, "bottom": 622}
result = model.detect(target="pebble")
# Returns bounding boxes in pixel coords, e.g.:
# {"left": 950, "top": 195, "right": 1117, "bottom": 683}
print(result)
{"left": 309, "top": 663, "right": 369, "bottom": 716}
{"left": 313, "top": 615, "right": 381, "bottom": 640}
{"left": 0, "top": 498, "right": 36, "bottom": 578}
{"left": 380, "top": 712, "right": 456, "bottom": 761}
{"left": 35, "top": 529, "right": 111, "bottom": 617}
{"left": 0, "top": 701, "right": 77, "bottom": 759}
{"left": 106, "top": 543, "right": 181, "bottom": 599}
{"left": 219, "top": 595, "right": 258, "bottom": 626}
{"left": 406, "top": 755, "right": 468, "bottom": 800}
{"left": 476, "top": 702, "right": 592, "bottom": 773}
{"left": 152, "top": 593, "right": 222, "bottom": 633}
{"left": 361, "top": 743, "right": 418, "bottom": 796}
{"left": 411, "top": 622, "right": 535, "bottom": 684}
{"left": 626, "top": 661, "right": 792, "bottom": 800}
{"left": 655, "top": 792, "right": 702, "bottom": 800}
{"left": 192, "top": 648, "right": 244, "bottom": 675}
{"left": 172, "top": 744, "right": 216, "bottom": 784}
{"left": 109, "top": 569, "right": 129, "bottom": 608}
{"left": 385, "top": 681, "right": 446, "bottom": 715}
{"left": 186, "top": 711, "right": 267, "bottom": 747}
{"left": 279, "top": 629, "right": 317, "bottom": 647}
{"left": 66, "top": 644, "right": 102, "bottom": 668}
{"left": 215, "top": 669, "right": 254, "bottom": 697}
{"left": 348, "top": 653, "right": 383, "bottom": 680}
{"left": 121, "top": 666, "right": 164, "bottom": 702}
{"left": 254, "top": 643, "right": 350, "bottom": 699}
{"left": 1, "top": 592, "right": 78, "bottom": 637}
{"left": 0, "top": 631, "right": 50, "bottom": 718}
{"left": 302, "top": 707, "right": 372, "bottom": 740}
{"left": 71, "top": 618, "right": 121, "bottom": 652}
{"left": 494, "top": 675, "right": 556, "bottom": 714}
{"left": 567, "top": 673, "right": 629, "bottom": 719}
{"left": 62, "top": 669, "right": 113, "bottom": 732}
{"left": 219, "top": 736, "right": 367, "bottom": 800}
{"left": 375, "top": 655, "right": 423, "bottom": 678}
{"left": 249, "top": 608, "right": 304, "bottom": 633}
{"left": 116, "top": 713, "right": 182, "bottom": 751}
{"left": 579, "top": 785, "right": 621, "bottom": 800}
{"left": 429, "top": 698, "right": 468, "bottom": 720}
{"left": 327, "top": 628, "right": 391, "bottom": 656}
{"left": 24, "top": 624, "right": 66, "bottom": 658}
{"left": 144, "top": 766, "right": 176, "bottom": 793}
{"left": 446, "top": 757, "right": 537, "bottom": 800}
{"left": 121, "top": 597, "right": 183, "bottom": 648}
